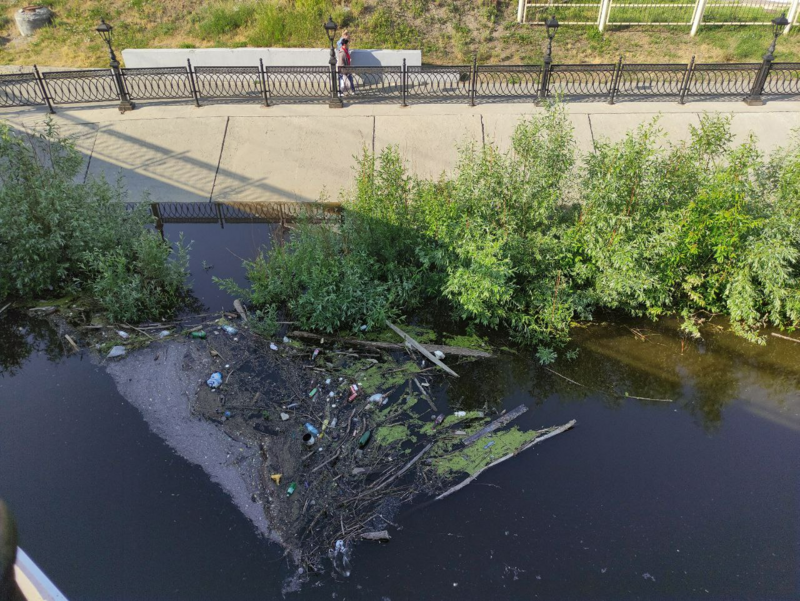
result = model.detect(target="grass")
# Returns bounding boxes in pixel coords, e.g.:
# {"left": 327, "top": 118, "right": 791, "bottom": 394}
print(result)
{"left": 0, "top": 0, "right": 798, "bottom": 67}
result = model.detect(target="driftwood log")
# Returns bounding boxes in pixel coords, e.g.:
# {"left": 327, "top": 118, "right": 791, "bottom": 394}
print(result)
{"left": 288, "top": 331, "right": 493, "bottom": 358}
{"left": 462, "top": 404, "right": 528, "bottom": 447}
{"left": 385, "top": 321, "right": 459, "bottom": 377}
{"left": 772, "top": 332, "right": 800, "bottom": 344}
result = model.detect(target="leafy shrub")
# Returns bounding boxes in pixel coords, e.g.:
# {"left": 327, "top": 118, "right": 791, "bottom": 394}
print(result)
{"left": 224, "top": 105, "right": 800, "bottom": 350}
{"left": 0, "top": 120, "right": 190, "bottom": 322}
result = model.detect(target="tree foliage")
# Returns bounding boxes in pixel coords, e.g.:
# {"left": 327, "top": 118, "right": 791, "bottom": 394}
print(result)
{"left": 0, "top": 120, "right": 190, "bottom": 322}
{"left": 226, "top": 105, "right": 800, "bottom": 350}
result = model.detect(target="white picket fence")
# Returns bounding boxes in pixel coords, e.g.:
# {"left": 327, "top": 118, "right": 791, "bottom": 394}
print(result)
{"left": 517, "top": 0, "right": 799, "bottom": 34}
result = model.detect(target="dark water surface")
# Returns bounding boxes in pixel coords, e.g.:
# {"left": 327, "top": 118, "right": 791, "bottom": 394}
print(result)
{"left": 1, "top": 223, "right": 798, "bottom": 601}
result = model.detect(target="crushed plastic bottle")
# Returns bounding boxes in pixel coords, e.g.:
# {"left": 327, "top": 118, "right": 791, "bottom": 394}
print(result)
{"left": 222, "top": 325, "right": 238, "bottom": 335}
{"left": 116, "top": 330, "right": 130, "bottom": 340}
{"left": 207, "top": 372, "right": 222, "bottom": 388}
{"left": 107, "top": 345, "right": 126, "bottom": 359}
{"left": 158, "top": 330, "right": 171, "bottom": 338}
{"left": 191, "top": 331, "right": 206, "bottom": 339}
{"left": 304, "top": 423, "right": 320, "bottom": 436}
{"left": 269, "top": 342, "right": 278, "bottom": 351}
{"left": 368, "top": 393, "right": 384, "bottom": 403}
{"left": 433, "top": 350, "right": 446, "bottom": 360}
{"left": 330, "top": 540, "right": 352, "bottom": 577}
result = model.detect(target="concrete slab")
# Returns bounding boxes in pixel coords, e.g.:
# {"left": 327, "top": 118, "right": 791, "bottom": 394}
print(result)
{"left": 86, "top": 117, "right": 228, "bottom": 202}
{"left": 588, "top": 112, "right": 701, "bottom": 147}
{"left": 481, "top": 113, "right": 595, "bottom": 154}
{"left": 20, "top": 117, "right": 98, "bottom": 181}
{"left": 374, "top": 114, "right": 483, "bottom": 179}
{"left": 725, "top": 112, "right": 800, "bottom": 154}
{"left": 212, "top": 116, "right": 374, "bottom": 203}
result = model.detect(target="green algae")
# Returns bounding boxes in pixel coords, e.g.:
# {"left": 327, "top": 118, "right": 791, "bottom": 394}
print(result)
{"left": 420, "top": 410, "right": 486, "bottom": 435}
{"left": 443, "top": 333, "right": 490, "bottom": 351}
{"left": 374, "top": 424, "right": 417, "bottom": 446}
{"left": 430, "top": 426, "right": 540, "bottom": 477}
{"left": 340, "top": 358, "right": 421, "bottom": 395}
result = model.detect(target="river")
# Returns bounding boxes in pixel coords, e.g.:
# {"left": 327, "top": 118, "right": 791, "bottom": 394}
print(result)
{"left": 1, "top": 222, "right": 798, "bottom": 600}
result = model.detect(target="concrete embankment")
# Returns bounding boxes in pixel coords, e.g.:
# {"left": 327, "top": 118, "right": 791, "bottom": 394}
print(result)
{"left": 1, "top": 100, "right": 798, "bottom": 204}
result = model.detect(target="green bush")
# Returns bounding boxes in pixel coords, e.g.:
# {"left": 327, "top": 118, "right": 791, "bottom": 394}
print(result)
{"left": 223, "top": 105, "right": 800, "bottom": 350}
{"left": 0, "top": 119, "right": 190, "bottom": 322}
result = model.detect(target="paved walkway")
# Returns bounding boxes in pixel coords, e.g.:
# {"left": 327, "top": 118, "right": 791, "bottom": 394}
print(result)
{"left": 1, "top": 101, "right": 798, "bottom": 204}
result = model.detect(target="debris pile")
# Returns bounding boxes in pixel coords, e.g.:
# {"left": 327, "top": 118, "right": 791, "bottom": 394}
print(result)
{"left": 186, "top": 316, "right": 575, "bottom": 576}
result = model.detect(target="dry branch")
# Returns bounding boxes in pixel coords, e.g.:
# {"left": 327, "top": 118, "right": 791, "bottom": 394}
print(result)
{"left": 771, "top": 332, "right": 800, "bottom": 344}
{"left": 462, "top": 404, "right": 528, "bottom": 447}
{"left": 386, "top": 321, "right": 459, "bottom": 377}
{"left": 288, "top": 330, "right": 492, "bottom": 358}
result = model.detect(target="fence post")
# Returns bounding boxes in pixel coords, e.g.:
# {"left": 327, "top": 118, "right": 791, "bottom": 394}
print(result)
{"left": 187, "top": 59, "right": 201, "bottom": 107}
{"left": 785, "top": 0, "right": 799, "bottom": 34}
{"left": 401, "top": 58, "right": 408, "bottom": 107}
{"left": 110, "top": 62, "right": 134, "bottom": 113}
{"left": 690, "top": 0, "right": 707, "bottom": 36}
{"left": 608, "top": 56, "right": 623, "bottom": 104}
{"left": 745, "top": 52, "right": 775, "bottom": 106}
{"left": 678, "top": 55, "right": 695, "bottom": 104}
{"left": 469, "top": 54, "right": 478, "bottom": 107}
{"left": 151, "top": 202, "right": 165, "bottom": 240}
{"left": 517, "top": 0, "right": 525, "bottom": 22}
{"left": 537, "top": 62, "right": 552, "bottom": 105}
{"left": 259, "top": 58, "right": 269, "bottom": 107}
{"left": 32, "top": 65, "right": 55, "bottom": 114}
{"left": 598, "top": 0, "right": 612, "bottom": 32}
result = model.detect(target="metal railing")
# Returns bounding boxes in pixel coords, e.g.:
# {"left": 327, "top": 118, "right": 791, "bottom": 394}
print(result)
{"left": 1, "top": 57, "right": 798, "bottom": 112}
{"left": 520, "top": 0, "right": 800, "bottom": 33}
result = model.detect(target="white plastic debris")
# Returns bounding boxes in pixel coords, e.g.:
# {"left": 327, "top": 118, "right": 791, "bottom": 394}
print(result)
{"left": 107, "top": 346, "right": 126, "bottom": 359}
{"left": 433, "top": 350, "right": 446, "bottom": 360}
{"left": 269, "top": 343, "right": 278, "bottom": 351}
{"left": 222, "top": 325, "right": 238, "bottom": 335}
{"left": 328, "top": 391, "right": 335, "bottom": 398}
{"left": 158, "top": 330, "right": 171, "bottom": 338}
{"left": 280, "top": 412, "right": 290, "bottom": 421}
{"left": 116, "top": 331, "right": 130, "bottom": 340}
{"left": 359, "top": 325, "right": 368, "bottom": 331}
{"left": 283, "top": 336, "right": 290, "bottom": 343}
{"left": 368, "top": 393, "right": 384, "bottom": 403}
{"left": 454, "top": 411, "right": 466, "bottom": 417}
{"left": 325, "top": 378, "right": 331, "bottom": 385}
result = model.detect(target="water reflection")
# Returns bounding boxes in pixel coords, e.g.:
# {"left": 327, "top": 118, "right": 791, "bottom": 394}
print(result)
{"left": 0, "top": 311, "right": 64, "bottom": 377}
{"left": 452, "top": 318, "right": 800, "bottom": 431}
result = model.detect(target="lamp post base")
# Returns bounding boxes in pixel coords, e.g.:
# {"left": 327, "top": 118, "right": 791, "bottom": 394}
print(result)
{"left": 329, "top": 97, "right": 344, "bottom": 109}
{"left": 118, "top": 99, "right": 136, "bottom": 113}
{"left": 743, "top": 97, "right": 764, "bottom": 106}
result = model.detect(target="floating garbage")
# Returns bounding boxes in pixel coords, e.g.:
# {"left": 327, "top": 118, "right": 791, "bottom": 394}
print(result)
{"left": 224, "top": 410, "right": 231, "bottom": 418}
{"left": 454, "top": 411, "right": 466, "bottom": 417}
{"left": 116, "top": 330, "right": 130, "bottom": 340}
{"left": 483, "top": 440, "right": 495, "bottom": 449}
{"left": 191, "top": 331, "right": 206, "bottom": 339}
{"left": 269, "top": 343, "right": 278, "bottom": 351}
{"left": 368, "top": 393, "right": 384, "bottom": 403}
{"left": 330, "top": 418, "right": 337, "bottom": 428}
{"left": 302, "top": 433, "right": 316, "bottom": 447}
{"left": 433, "top": 414, "right": 445, "bottom": 428}
{"left": 358, "top": 430, "right": 372, "bottom": 448}
{"left": 304, "top": 423, "right": 320, "bottom": 436}
{"left": 158, "top": 330, "right": 171, "bottom": 338}
{"left": 287, "top": 482, "right": 297, "bottom": 496}
{"left": 283, "top": 336, "right": 290, "bottom": 343}
{"left": 207, "top": 372, "right": 222, "bottom": 388}
{"left": 312, "top": 348, "right": 321, "bottom": 360}
{"left": 325, "top": 378, "right": 331, "bottom": 385}
{"left": 309, "top": 388, "right": 318, "bottom": 398}
{"left": 222, "top": 325, "right": 238, "bottom": 335}
{"left": 106, "top": 345, "right": 126, "bottom": 359}
{"left": 433, "top": 350, "right": 446, "bottom": 360}
{"left": 270, "top": 474, "right": 282, "bottom": 485}
{"left": 280, "top": 412, "right": 290, "bottom": 421}
{"left": 331, "top": 540, "right": 352, "bottom": 577}
{"left": 328, "top": 391, "right": 335, "bottom": 398}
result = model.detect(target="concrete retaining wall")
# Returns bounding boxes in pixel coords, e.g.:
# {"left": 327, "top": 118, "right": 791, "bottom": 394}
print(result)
{"left": 122, "top": 48, "right": 422, "bottom": 68}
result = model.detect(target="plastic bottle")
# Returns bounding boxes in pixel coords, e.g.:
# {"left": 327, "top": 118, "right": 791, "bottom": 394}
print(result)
{"left": 358, "top": 430, "right": 372, "bottom": 448}
{"left": 191, "top": 331, "right": 207, "bottom": 339}
{"left": 330, "top": 540, "right": 352, "bottom": 577}
{"left": 304, "top": 423, "right": 320, "bottom": 436}
{"left": 222, "top": 325, "right": 238, "bottom": 335}
{"left": 287, "top": 482, "right": 297, "bottom": 496}
{"left": 207, "top": 372, "right": 222, "bottom": 388}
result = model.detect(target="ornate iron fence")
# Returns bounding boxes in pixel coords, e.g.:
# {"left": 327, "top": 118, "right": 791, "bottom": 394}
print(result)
{"left": 0, "top": 58, "right": 797, "bottom": 112}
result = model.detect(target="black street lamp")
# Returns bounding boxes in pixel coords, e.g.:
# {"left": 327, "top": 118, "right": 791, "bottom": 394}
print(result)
{"left": 765, "top": 12, "right": 790, "bottom": 61}
{"left": 745, "top": 12, "right": 789, "bottom": 105}
{"left": 544, "top": 16, "right": 559, "bottom": 65}
{"left": 95, "top": 19, "right": 135, "bottom": 112}
{"left": 324, "top": 15, "right": 343, "bottom": 108}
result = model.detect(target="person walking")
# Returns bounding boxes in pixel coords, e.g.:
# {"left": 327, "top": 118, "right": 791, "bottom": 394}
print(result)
{"left": 336, "top": 30, "right": 349, "bottom": 51}
{"left": 337, "top": 37, "right": 355, "bottom": 95}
